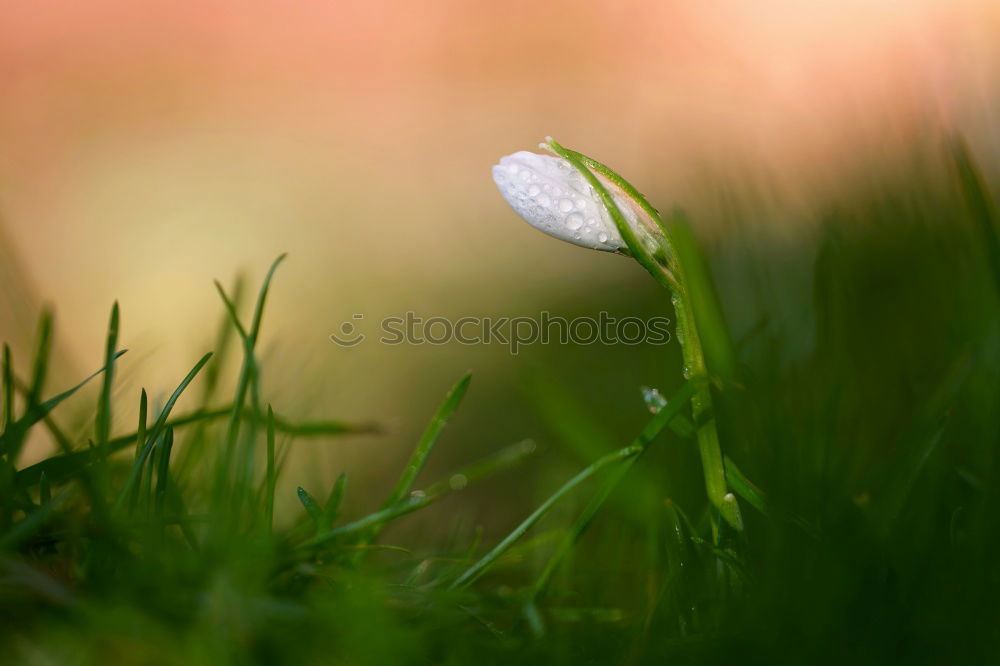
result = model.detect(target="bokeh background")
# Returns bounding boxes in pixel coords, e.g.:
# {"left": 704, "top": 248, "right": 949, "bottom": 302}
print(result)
{"left": 2, "top": 0, "right": 999, "bottom": 528}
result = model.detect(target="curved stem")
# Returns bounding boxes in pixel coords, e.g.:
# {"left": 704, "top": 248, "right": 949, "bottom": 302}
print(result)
{"left": 674, "top": 286, "right": 742, "bottom": 534}
{"left": 548, "top": 139, "right": 742, "bottom": 536}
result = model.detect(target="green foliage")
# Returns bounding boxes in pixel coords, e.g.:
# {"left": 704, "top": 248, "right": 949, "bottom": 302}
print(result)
{"left": 1, "top": 143, "right": 999, "bottom": 665}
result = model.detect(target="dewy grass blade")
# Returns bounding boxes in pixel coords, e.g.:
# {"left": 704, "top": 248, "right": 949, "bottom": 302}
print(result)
{"left": 529, "top": 380, "right": 699, "bottom": 601}
{"left": 388, "top": 373, "right": 471, "bottom": 506}
{"left": 305, "top": 440, "right": 537, "bottom": 550}
{"left": 723, "top": 455, "right": 767, "bottom": 516}
{"left": 351, "top": 373, "right": 471, "bottom": 561}
{"left": 449, "top": 444, "right": 644, "bottom": 591}
{"left": 297, "top": 486, "right": 323, "bottom": 523}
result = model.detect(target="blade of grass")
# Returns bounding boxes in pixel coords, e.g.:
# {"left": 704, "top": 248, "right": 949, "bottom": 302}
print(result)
{"left": 305, "top": 439, "right": 537, "bottom": 549}
{"left": 387, "top": 373, "right": 471, "bottom": 507}
{"left": 297, "top": 487, "right": 323, "bottom": 524}
{"left": 723, "top": 455, "right": 767, "bottom": 516}
{"left": 660, "top": 498, "right": 693, "bottom": 635}
{"left": 135, "top": 390, "right": 147, "bottom": 463}
{"left": 667, "top": 216, "right": 738, "bottom": 383}
{"left": 113, "top": 352, "right": 212, "bottom": 513}
{"left": 16, "top": 405, "right": 372, "bottom": 488}
{"left": 448, "top": 443, "right": 647, "bottom": 591}
{"left": 323, "top": 472, "right": 347, "bottom": 530}
{"left": 221, "top": 254, "right": 285, "bottom": 460}
{"left": 0, "top": 486, "right": 74, "bottom": 552}
{"left": 0, "top": 350, "right": 128, "bottom": 459}
{"left": 351, "top": 373, "right": 471, "bottom": 563}
{"left": 528, "top": 379, "right": 699, "bottom": 601}
{"left": 2, "top": 310, "right": 51, "bottom": 460}
{"left": 265, "top": 405, "right": 276, "bottom": 534}
{"left": 2, "top": 344, "right": 12, "bottom": 434}
{"left": 38, "top": 471, "right": 50, "bottom": 505}
{"left": 95, "top": 302, "right": 120, "bottom": 464}
{"left": 154, "top": 427, "right": 174, "bottom": 516}
{"left": 26, "top": 309, "right": 53, "bottom": 410}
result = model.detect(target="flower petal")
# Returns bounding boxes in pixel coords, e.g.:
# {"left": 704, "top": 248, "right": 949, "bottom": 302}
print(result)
{"left": 492, "top": 151, "right": 626, "bottom": 252}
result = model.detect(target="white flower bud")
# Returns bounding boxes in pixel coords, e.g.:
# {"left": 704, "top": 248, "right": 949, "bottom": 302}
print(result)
{"left": 492, "top": 151, "right": 647, "bottom": 253}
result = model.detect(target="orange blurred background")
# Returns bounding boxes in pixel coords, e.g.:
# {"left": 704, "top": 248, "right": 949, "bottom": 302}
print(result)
{"left": 1, "top": 1, "right": 998, "bottom": 503}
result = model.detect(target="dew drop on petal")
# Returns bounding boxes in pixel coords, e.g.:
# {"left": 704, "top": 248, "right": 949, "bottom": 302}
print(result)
{"left": 528, "top": 185, "right": 541, "bottom": 196}
{"left": 599, "top": 232, "right": 609, "bottom": 243}
{"left": 566, "top": 214, "right": 584, "bottom": 230}
{"left": 559, "top": 199, "right": 573, "bottom": 213}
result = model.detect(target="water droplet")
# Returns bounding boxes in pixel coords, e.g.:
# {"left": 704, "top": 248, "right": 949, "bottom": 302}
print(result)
{"left": 528, "top": 185, "right": 541, "bottom": 196}
{"left": 566, "top": 214, "right": 584, "bottom": 230}
{"left": 410, "top": 490, "right": 426, "bottom": 499}
{"left": 449, "top": 474, "right": 468, "bottom": 490}
{"left": 587, "top": 218, "right": 597, "bottom": 227}
{"left": 641, "top": 386, "right": 666, "bottom": 414}
{"left": 538, "top": 194, "right": 551, "bottom": 206}
{"left": 574, "top": 233, "right": 581, "bottom": 240}
{"left": 575, "top": 199, "right": 586, "bottom": 210}
{"left": 598, "top": 232, "right": 609, "bottom": 243}
{"left": 558, "top": 199, "right": 573, "bottom": 213}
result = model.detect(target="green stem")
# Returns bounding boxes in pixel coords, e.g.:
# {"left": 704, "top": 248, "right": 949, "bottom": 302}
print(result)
{"left": 674, "top": 286, "right": 741, "bottom": 534}
{"left": 547, "top": 139, "right": 741, "bottom": 536}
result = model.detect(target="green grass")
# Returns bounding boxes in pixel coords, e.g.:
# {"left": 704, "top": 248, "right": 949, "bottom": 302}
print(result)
{"left": 1, "top": 141, "right": 999, "bottom": 664}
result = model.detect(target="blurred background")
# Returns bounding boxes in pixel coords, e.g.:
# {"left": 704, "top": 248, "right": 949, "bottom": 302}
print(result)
{"left": 1, "top": 0, "right": 999, "bottom": 529}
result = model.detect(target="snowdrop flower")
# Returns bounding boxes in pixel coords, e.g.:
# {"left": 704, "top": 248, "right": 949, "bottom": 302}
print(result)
{"left": 492, "top": 149, "right": 653, "bottom": 254}
{"left": 491, "top": 138, "right": 744, "bottom": 534}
